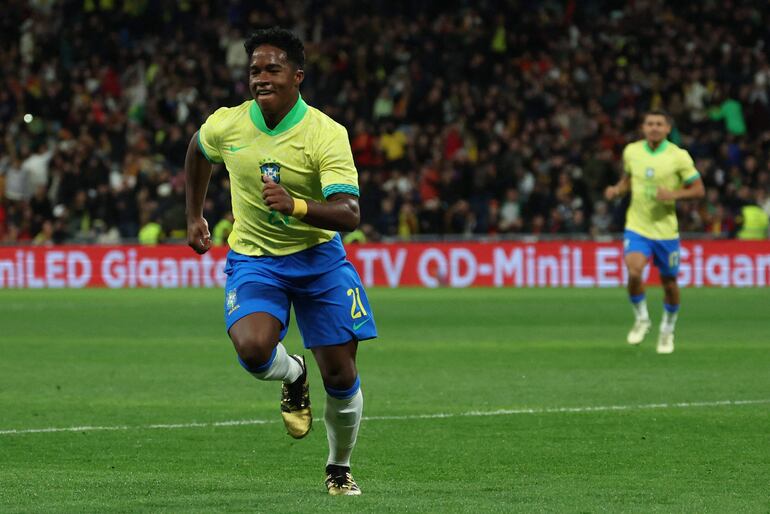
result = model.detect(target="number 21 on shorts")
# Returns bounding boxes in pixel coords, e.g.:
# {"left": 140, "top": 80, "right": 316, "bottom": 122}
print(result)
{"left": 668, "top": 251, "right": 680, "bottom": 268}
{"left": 347, "top": 287, "right": 368, "bottom": 319}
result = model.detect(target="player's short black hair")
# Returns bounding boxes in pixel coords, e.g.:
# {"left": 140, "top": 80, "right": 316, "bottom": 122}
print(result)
{"left": 643, "top": 109, "right": 672, "bottom": 124}
{"left": 244, "top": 27, "right": 305, "bottom": 69}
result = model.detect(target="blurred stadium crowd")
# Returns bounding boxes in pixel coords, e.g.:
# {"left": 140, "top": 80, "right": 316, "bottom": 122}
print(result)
{"left": 1, "top": 0, "right": 770, "bottom": 245}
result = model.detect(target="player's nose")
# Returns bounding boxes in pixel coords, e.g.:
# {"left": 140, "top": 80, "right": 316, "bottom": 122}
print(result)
{"left": 252, "top": 72, "right": 271, "bottom": 85}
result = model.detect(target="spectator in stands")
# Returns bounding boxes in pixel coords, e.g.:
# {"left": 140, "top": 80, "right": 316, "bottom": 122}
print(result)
{"left": 498, "top": 188, "right": 523, "bottom": 233}
{"left": 590, "top": 200, "right": 612, "bottom": 238}
{"left": 212, "top": 211, "right": 234, "bottom": 246}
{"left": 2, "top": 1, "right": 770, "bottom": 243}
{"left": 2, "top": 157, "right": 30, "bottom": 203}
{"left": 397, "top": 201, "right": 419, "bottom": 239}
{"left": 736, "top": 192, "right": 770, "bottom": 240}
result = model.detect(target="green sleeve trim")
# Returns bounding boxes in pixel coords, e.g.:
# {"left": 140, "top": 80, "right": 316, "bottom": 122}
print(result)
{"left": 684, "top": 172, "right": 700, "bottom": 185}
{"left": 197, "top": 131, "right": 222, "bottom": 163}
{"left": 323, "top": 184, "right": 360, "bottom": 198}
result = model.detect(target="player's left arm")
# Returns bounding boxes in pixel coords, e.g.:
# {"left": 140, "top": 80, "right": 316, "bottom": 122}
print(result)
{"left": 656, "top": 177, "right": 705, "bottom": 201}
{"left": 262, "top": 177, "right": 360, "bottom": 232}
{"left": 656, "top": 151, "right": 706, "bottom": 201}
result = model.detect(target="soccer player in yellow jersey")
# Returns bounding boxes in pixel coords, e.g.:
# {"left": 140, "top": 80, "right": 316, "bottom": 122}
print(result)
{"left": 605, "top": 111, "right": 705, "bottom": 354}
{"left": 184, "top": 28, "right": 375, "bottom": 495}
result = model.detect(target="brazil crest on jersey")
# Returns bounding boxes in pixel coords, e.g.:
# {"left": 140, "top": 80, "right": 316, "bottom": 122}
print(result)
{"left": 622, "top": 140, "right": 700, "bottom": 240}
{"left": 197, "top": 95, "right": 360, "bottom": 256}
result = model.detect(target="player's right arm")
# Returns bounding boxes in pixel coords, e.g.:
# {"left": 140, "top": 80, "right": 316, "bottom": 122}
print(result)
{"left": 261, "top": 119, "right": 363, "bottom": 232}
{"left": 605, "top": 173, "right": 630, "bottom": 200}
{"left": 605, "top": 146, "right": 632, "bottom": 200}
{"left": 184, "top": 131, "right": 213, "bottom": 254}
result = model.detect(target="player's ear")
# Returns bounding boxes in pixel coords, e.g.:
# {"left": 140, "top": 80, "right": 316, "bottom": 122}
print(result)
{"left": 294, "top": 68, "right": 304, "bottom": 87}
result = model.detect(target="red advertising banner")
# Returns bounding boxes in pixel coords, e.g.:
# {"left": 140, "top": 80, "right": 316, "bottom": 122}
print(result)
{"left": 346, "top": 240, "right": 770, "bottom": 288}
{"left": 1, "top": 240, "right": 770, "bottom": 289}
{"left": 0, "top": 246, "right": 230, "bottom": 289}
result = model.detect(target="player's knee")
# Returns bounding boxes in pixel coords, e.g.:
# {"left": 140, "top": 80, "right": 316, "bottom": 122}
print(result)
{"left": 627, "top": 267, "right": 644, "bottom": 281}
{"left": 320, "top": 364, "right": 358, "bottom": 391}
{"left": 661, "top": 277, "right": 678, "bottom": 293}
{"left": 230, "top": 333, "right": 275, "bottom": 369}
{"left": 237, "top": 346, "right": 274, "bottom": 370}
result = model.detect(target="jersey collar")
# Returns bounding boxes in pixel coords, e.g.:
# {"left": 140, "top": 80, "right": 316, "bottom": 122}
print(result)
{"left": 249, "top": 94, "right": 308, "bottom": 136}
{"left": 644, "top": 139, "right": 669, "bottom": 155}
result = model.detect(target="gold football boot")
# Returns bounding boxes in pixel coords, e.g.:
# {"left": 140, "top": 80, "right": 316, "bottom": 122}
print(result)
{"left": 325, "top": 465, "right": 362, "bottom": 496}
{"left": 280, "top": 355, "right": 312, "bottom": 438}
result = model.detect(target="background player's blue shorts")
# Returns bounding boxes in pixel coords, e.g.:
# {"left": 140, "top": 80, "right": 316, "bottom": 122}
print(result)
{"left": 623, "top": 229, "right": 680, "bottom": 278}
{"left": 223, "top": 234, "right": 377, "bottom": 348}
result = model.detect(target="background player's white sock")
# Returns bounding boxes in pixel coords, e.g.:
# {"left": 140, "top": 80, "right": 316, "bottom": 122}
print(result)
{"left": 661, "top": 303, "right": 679, "bottom": 333}
{"left": 324, "top": 378, "right": 363, "bottom": 468}
{"left": 238, "top": 343, "right": 302, "bottom": 384}
{"left": 630, "top": 293, "right": 649, "bottom": 321}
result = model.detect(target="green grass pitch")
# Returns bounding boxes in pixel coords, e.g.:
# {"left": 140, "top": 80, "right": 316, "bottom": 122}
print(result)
{"left": 0, "top": 287, "right": 768, "bottom": 513}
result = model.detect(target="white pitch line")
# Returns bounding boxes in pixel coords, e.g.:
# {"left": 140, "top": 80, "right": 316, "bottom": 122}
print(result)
{"left": 1, "top": 398, "right": 768, "bottom": 437}
{"left": 0, "top": 418, "right": 279, "bottom": 436}
{"left": 362, "top": 398, "right": 770, "bottom": 421}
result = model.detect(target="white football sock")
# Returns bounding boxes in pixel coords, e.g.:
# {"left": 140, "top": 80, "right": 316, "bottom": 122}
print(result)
{"left": 325, "top": 388, "right": 363, "bottom": 468}
{"left": 661, "top": 305, "right": 679, "bottom": 333}
{"left": 631, "top": 298, "right": 649, "bottom": 321}
{"left": 244, "top": 343, "right": 302, "bottom": 384}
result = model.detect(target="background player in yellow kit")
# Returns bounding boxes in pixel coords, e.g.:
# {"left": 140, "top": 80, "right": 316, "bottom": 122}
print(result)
{"left": 605, "top": 110, "right": 705, "bottom": 354}
{"left": 184, "top": 27, "right": 375, "bottom": 495}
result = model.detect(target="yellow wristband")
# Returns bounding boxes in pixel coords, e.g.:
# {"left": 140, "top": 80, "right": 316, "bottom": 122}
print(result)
{"left": 292, "top": 198, "right": 308, "bottom": 219}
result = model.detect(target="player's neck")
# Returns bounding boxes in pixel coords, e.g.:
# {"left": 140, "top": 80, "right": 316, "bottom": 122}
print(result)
{"left": 262, "top": 92, "right": 301, "bottom": 130}
{"left": 645, "top": 139, "right": 667, "bottom": 152}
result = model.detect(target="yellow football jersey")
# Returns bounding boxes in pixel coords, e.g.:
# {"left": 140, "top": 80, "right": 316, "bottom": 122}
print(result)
{"left": 198, "top": 96, "right": 359, "bottom": 256}
{"left": 622, "top": 140, "right": 700, "bottom": 239}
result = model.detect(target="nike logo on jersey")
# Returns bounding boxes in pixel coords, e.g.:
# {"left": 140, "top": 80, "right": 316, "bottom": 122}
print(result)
{"left": 353, "top": 318, "right": 371, "bottom": 331}
{"left": 228, "top": 144, "right": 249, "bottom": 152}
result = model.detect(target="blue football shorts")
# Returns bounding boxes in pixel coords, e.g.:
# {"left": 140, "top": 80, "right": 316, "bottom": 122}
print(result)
{"left": 223, "top": 234, "right": 377, "bottom": 348}
{"left": 623, "top": 229, "right": 680, "bottom": 278}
